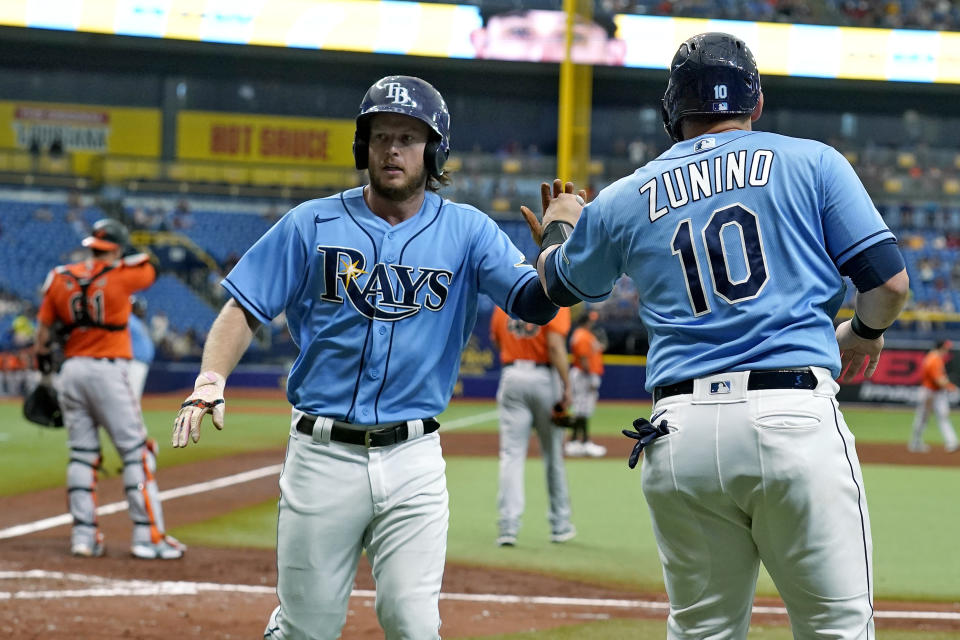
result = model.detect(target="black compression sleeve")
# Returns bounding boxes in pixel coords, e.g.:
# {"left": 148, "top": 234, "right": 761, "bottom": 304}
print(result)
{"left": 543, "top": 250, "right": 582, "bottom": 307}
{"left": 838, "top": 239, "right": 905, "bottom": 293}
{"left": 510, "top": 279, "right": 559, "bottom": 325}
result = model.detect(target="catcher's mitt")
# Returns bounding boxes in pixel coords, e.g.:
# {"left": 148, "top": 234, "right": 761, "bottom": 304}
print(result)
{"left": 23, "top": 383, "right": 64, "bottom": 428}
{"left": 551, "top": 403, "right": 575, "bottom": 428}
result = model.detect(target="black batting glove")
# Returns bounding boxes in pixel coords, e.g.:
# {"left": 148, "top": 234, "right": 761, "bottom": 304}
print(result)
{"left": 622, "top": 416, "right": 671, "bottom": 469}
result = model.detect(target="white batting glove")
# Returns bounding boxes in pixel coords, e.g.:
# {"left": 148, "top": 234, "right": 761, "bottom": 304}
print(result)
{"left": 172, "top": 371, "right": 226, "bottom": 448}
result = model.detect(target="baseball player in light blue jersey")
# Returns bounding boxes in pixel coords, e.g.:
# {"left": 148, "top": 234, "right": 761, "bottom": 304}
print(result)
{"left": 525, "top": 33, "right": 909, "bottom": 640}
{"left": 127, "top": 298, "right": 154, "bottom": 399}
{"left": 172, "top": 76, "right": 558, "bottom": 639}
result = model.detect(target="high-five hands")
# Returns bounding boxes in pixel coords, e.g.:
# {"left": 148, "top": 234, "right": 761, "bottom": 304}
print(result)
{"left": 520, "top": 179, "right": 586, "bottom": 245}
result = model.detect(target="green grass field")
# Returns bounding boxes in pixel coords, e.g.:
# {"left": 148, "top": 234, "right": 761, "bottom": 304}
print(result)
{"left": 3, "top": 395, "right": 959, "bottom": 637}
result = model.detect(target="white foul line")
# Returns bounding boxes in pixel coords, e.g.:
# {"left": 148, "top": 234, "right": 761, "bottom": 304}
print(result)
{"left": 0, "top": 464, "right": 283, "bottom": 540}
{"left": 440, "top": 410, "right": 498, "bottom": 431}
{"left": 0, "top": 408, "right": 496, "bottom": 541}
{"left": 0, "top": 570, "right": 957, "bottom": 623}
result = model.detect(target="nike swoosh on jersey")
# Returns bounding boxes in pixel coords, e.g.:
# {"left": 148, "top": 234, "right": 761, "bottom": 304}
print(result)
{"left": 314, "top": 216, "right": 338, "bottom": 224}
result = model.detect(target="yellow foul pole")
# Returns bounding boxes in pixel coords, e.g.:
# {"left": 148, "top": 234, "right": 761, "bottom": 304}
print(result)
{"left": 556, "top": 0, "right": 593, "bottom": 189}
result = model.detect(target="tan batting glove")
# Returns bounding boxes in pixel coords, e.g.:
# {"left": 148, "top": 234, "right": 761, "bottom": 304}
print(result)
{"left": 520, "top": 179, "right": 586, "bottom": 245}
{"left": 172, "top": 371, "right": 226, "bottom": 448}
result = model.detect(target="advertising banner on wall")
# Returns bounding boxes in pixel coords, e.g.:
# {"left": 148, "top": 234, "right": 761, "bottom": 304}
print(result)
{"left": 177, "top": 110, "right": 356, "bottom": 166}
{"left": 837, "top": 347, "right": 960, "bottom": 405}
{"left": 0, "top": 100, "right": 161, "bottom": 171}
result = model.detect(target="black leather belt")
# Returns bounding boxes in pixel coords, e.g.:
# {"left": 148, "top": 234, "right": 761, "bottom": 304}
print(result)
{"left": 296, "top": 416, "right": 440, "bottom": 448}
{"left": 504, "top": 361, "right": 550, "bottom": 368}
{"left": 654, "top": 368, "right": 817, "bottom": 403}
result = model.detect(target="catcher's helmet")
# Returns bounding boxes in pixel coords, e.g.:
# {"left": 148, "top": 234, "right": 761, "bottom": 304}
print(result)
{"left": 352, "top": 75, "right": 451, "bottom": 179}
{"left": 661, "top": 32, "right": 761, "bottom": 143}
{"left": 82, "top": 218, "right": 130, "bottom": 252}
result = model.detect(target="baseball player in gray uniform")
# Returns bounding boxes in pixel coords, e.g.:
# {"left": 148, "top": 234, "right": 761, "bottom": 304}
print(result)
{"left": 36, "top": 219, "right": 184, "bottom": 560}
{"left": 489, "top": 305, "right": 575, "bottom": 547}
{"left": 172, "top": 76, "right": 558, "bottom": 639}
{"left": 525, "top": 33, "right": 910, "bottom": 639}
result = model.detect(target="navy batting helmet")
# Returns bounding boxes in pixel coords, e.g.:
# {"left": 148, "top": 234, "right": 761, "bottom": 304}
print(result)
{"left": 82, "top": 218, "right": 130, "bottom": 252}
{"left": 352, "top": 75, "right": 451, "bottom": 179}
{"left": 661, "top": 32, "right": 761, "bottom": 143}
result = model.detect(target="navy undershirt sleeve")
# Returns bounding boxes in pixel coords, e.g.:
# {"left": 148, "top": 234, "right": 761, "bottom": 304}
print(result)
{"left": 838, "top": 238, "right": 905, "bottom": 293}
{"left": 543, "top": 250, "right": 583, "bottom": 307}
{"left": 509, "top": 279, "right": 560, "bottom": 325}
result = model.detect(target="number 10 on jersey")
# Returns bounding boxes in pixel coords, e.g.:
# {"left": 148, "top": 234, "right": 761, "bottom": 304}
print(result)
{"left": 671, "top": 203, "right": 769, "bottom": 316}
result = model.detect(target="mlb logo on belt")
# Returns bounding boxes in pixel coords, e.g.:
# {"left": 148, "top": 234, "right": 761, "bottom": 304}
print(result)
{"left": 710, "top": 381, "right": 732, "bottom": 394}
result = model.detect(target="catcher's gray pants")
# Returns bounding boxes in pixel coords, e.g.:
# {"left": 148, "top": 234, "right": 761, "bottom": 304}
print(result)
{"left": 910, "top": 387, "right": 958, "bottom": 450}
{"left": 496, "top": 363, "right": 572, "bottom": 538}
{"left": 265, "top": 411, "right": 447, "bottom": 640}
{"left": 642, "top": 367, "right": 874, "bottom": 639}
{"left": 57, "top": 357, "right": 167, "bottom": 550}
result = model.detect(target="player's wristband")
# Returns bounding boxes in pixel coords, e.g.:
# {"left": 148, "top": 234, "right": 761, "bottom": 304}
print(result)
{"left": 850, "top": 313, "right": 887, "bottom": 340}
{"left": 539, "top": 221, "right": 574, "bottom": 252}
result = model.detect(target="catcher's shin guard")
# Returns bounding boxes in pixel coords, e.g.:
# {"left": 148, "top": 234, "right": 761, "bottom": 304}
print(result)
{"left": 122, "top": 438, "right": 167, "bottom": 545}
{"left": 67, "top": 448, "right": 103, "bottom": 548}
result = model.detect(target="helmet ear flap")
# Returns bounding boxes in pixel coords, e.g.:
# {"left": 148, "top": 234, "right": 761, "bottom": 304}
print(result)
{"left": 353, "top": 137, "right": 369, "bottom": 171}
{"left": 424, "top": 139, "right": 448, "bottom": 179}
{"left": 353, "top": 117, "right": 370, "bottom": 171}
{"left": 660, "top": 100, "right": 680, "bottom": 143}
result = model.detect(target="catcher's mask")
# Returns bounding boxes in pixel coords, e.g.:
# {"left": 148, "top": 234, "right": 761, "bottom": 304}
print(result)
{"left": 352, "top": 75, "right": 451, "bottom": 180}
{"left": 82, "top": 218, "right": 131, "bottom": 252}
{"left": 661, "top": 32, "right": 761, "bottom": 143}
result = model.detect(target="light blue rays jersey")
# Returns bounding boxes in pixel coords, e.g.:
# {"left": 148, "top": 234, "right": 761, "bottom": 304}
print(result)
{"left": 223, "top": 187, "right": 536, "bottom": 422}
{"left": 553, "top": 130, "right": 895, "bottom": 389}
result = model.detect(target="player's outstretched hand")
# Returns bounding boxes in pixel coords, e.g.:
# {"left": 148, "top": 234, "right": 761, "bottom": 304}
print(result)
{"left": 173, "top": 371, "right": 226, "bottom": 448}
{"left": 520, "top": 179, "right": 586, "bottom": 245}
{"left": 835, "top": 320, "right": 884, "bottom": 381}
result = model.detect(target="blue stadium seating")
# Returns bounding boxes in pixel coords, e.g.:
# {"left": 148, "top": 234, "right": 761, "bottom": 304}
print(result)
{"left": 139, "top": 274, "right": 218, "bottom": 335}
{"left": 181, "top": 210, "right": 274, "bottom": 264}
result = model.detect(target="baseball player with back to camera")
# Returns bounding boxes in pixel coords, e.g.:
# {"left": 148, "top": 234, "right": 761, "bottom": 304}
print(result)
{"left": 172, "top": 75, "right": 559, "bottom": 639}
{"left": 523, "top": 33, "right": 909, "bottom": 639}
{"left": 564, "top": 309, "right": 607, "bottom": 458}
{"left": 35, "top": 219, "right": 185, "bottom": 559}
{"left": 908, "top": 339, "right": 959, "bottom": 452}
{"left": 489, "top": 304, "right": 575, "bottom": 547}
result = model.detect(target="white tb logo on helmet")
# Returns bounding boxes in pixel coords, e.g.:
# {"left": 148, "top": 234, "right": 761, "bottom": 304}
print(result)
{"left": 384, "top": 83, "right": 412, "bottom": 105}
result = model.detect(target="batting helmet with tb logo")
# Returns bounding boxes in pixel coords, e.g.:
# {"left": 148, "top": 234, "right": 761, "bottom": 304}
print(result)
{"left": 352, "top": 75, "right": 451, "bottom": 179}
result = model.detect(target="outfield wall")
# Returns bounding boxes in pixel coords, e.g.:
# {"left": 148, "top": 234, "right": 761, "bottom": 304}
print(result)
{"left": 145, "top": 347, "right": 956, "bottom": 407}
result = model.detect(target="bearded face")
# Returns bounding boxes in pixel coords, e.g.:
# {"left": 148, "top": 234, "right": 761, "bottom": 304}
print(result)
{"left": 366, "top": 113, "right": 431, "bottom": 202}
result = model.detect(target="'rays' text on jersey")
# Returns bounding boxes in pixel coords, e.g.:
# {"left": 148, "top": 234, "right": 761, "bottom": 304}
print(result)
{"left": 317, "top": 246, "right": 452, "bottom": 321}
{"left": 641, "top": 149, "right": 775, "bottom": 222}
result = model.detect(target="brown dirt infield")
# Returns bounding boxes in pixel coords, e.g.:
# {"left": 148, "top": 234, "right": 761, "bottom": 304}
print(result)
{"left": 2, "top": 412, "right": 958, "bottom": 638}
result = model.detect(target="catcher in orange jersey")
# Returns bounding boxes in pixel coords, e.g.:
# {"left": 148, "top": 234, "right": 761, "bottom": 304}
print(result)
{"left": 489, "top": 305, "right": 575, "bottom": 547}
{"left": 35, "top": 219, "right": 185, "bottom": 559}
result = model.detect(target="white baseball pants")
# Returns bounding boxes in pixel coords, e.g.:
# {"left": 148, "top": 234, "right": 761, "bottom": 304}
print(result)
{"left": 265, "top": 411, "right": 448, "bottom": 640}
{"left": 910, "top": 387, "right": 958, "bottom": 450}
{"left": 569, "top": 367, "right": 599, "bottom": 418}
{"left": 641, "top": 367, "right": 874, "bottom": 639}
{"left": 495, "top": 363, "right": 572, "bottom": 539}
